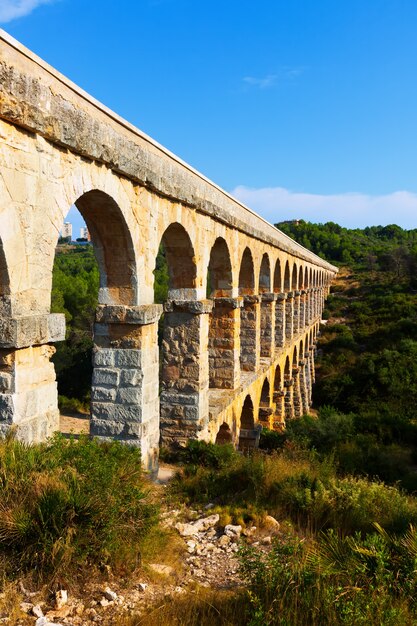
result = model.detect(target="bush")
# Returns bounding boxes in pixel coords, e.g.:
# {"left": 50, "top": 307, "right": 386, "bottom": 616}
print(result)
{"left": 0, "top": 434, "right": 157, "bottom": 583}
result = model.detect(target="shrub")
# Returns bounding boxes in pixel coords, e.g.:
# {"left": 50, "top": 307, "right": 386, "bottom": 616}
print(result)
{"left": 0, "top": 434, "right": 157, "bottom": 583}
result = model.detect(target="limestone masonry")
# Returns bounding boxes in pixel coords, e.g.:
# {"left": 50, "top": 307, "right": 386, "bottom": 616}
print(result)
{"left": 0, "top": 30, "right": 337, "bottom": 471}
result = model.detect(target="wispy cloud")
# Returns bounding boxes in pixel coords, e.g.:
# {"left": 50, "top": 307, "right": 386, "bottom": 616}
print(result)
{"left": 231, "top": 185, "right": 417, "bottom": 229}
{"left": 0, "top": 0, "right": 58, "bottom": 23}
{"left": 243, "top": 67, "right": 304, "bottom": 90}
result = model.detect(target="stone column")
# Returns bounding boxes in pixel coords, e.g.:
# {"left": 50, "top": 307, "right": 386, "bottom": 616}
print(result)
{"left": 209, "top": 297, "right": 241, "bottom": 389}
{"left": 299, "top": 290, "right": 307, "bottom": 330}
{"left": 91, "top": 304, "right": 162, "bottom": 472}
{"left": 309, "top": 345, "right": 316, "bottom": 384}
{"left": 293, "top": 290, "right": 301, "bottom": 335}
{"left": 272, "top": 389, "right": 285, "bottom": 429}
{"left": 305, "top": 352, "right": 313, "bottom": 405}
{"left": 0, "top": 313, "right": 65, "bottom": 441}
{"left": 285, "top": 292, "right": 294, "bottom": 343}
{"left": 258, "top": 405, "right": 274, "bottom": 430}
{"left": 159, "top": 299, "right": 212, "bottom": 448}
{"left": 274, "top": 293, "right": 286, "bottom": 352}
{"left": 306, "top": 287, "right": 313, "bottom": 326}
{"left": 284, "top": 377, "right": 294, "bottom": 420}
{"left": 240, "top": 295, "right": 260, "bottom": 371}
{"left": 292, "top": 366, "right": 303, "bottom": 418}
{"left": 298, "top": 359, "right": 309, "bottom": 415}
{"left": 260, "top": 293, "right": 276, "bottom": 359}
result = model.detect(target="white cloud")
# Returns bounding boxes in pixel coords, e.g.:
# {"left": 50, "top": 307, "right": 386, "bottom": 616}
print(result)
{"left": 243, "top": 74, "right": 278, "bottom": 89}
{"left": 0, "top": 0, "right": 57, "bottom": 22}
{"left": 231, "top": 185, "right": 417, "bottom": 229}
{"left": 243, "top": 67, "right": 304, "bottom": 90}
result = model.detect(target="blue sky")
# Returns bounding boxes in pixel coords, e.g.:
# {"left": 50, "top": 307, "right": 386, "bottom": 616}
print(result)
{"left": 2, "top": 0, "right": 417, "bottom": 230}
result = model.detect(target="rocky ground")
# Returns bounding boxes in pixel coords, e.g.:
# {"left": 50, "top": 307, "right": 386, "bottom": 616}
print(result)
{"left": 6, "top": 475, "right": 280, "bottom": 626}
{"left": 0, "top": 417, "right": 280, "bottom": 625}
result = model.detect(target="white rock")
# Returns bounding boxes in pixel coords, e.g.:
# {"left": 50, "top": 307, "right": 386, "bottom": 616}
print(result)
{"left": 33, "top": 605, "right": 44, "bottom": 618}
{"left": 138, "top": 583, "right": 148, "bottom": 592}
{"left": 262, "top": 536, "right": 272, "bottom": 545}
{"left": 218, "top": 534, "right": 231, "bottom": 547}
{"left": 224, "top": 524, "right": 242, "bottom": 538}
{"left": 55, "top": 589, "right": 68, "bottom": 609}
{"left": 175, "top": 514, "right": 219, "bottom": 537}
{"left": 103, "top": 586, "right": 118, "bottom": 601}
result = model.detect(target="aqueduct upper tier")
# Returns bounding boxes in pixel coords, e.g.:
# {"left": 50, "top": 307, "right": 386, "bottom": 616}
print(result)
{"left": 0, "top": 31, "right": 337, "bottom": 470}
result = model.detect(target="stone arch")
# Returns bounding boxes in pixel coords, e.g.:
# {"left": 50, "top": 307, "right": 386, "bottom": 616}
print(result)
{"left": 273, "top": 258, "right": 282, "bottom": 293}
{"left": 284, "top": 261, "right": 291, "bottom": 291}
{"left": 304, "top": 266, "right": 309, "bottom": 288}
{"left": 207, "top": 237, "right": 233, "bottom": 297}
{"left": 284, "top": 356, "right": 293, "bottom": 420}
{"left": 159, "top": 222, "right": 197, "bottom": 299}
{"left": 74, "top": 190, "right": 138, "bottom": 305}
{"left": 274, "top": 364, "right": 282, "bottom": 391}
{"left": 259, "top": 376, "right": 272, "bottom": 428}
{"left": 292, "top": 344, "right": 298, "bottom": 369}
{"left": 259, "top": 253, "right": 272, "bottom": 358}
{"left": 238, "top": 394, "right": 257, "bottom": 450}
{"left": 291, "top": 263, "right": 298, "bottom": 290}
{"left": 208, "top": 237, "right": 237, "bottom": 389}
{"left": 298, "top": 266, "right": 304, "bottom": 289}
{"left": 215, "top": 422, "right": 233, "bottom": 445}
{"left": 239, "top": 247, "right": 255, "bottom": 295}
{"left": 259, "top": 253, "right": 271, "bottom": 293}
{"left": 260, "top": 377, "right": 270, "bottom": 406}
{"left": 240, "top": 248, "right": 257, "bottom": 371}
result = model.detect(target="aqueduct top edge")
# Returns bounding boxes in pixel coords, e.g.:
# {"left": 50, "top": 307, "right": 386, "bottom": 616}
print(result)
{"left": 0, "top": 29, "right": 337, "bottom": 273}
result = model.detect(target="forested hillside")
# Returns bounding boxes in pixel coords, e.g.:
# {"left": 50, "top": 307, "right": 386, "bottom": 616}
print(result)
{"left": 276, "top": 220, "right": 417, "bottom": 490}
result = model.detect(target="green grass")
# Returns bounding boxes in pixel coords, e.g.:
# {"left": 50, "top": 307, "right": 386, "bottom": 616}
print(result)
{"left": 0, "top": 433, "right": 157, "bottom": 585}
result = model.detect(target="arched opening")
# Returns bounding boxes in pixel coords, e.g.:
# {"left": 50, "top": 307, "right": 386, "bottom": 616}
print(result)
{"left": 239, "top": 248, "right": 255, "bottom": 295}
{"left": 207, "top": 237, "right": 233, "bottom": 298}
{"left": 273, "top": 364, "right": 284, "bottom": 427}
{"left": 284, "top": 356, "right": 293, "bottom": 420}
{"left": 304, "top": 267, "right": 309, "bottom": 289}
{"left": 238, "top": 395, "right": 258, "bottom": 450}
{"left": 239, "top": 248, "right": 258, "bottom": 371}
{"left": 215, "top": 422, "right": 233, "bottom": 445}
{"left": 284, "top": 261, "right": 291, "bottom": 291}
{"left": 259, "top": 377, "right": 272, "bottom": 428}
{"left": 52, "top": 191, "right": 143, "bottom": 445}
{"left": 292, "top": 344, "right": 302, "bottom": 418}
{"left": 259, "top": 253, "right": 271, "bottom": 293}
{"left": 76, "top": 190, "right": 137, "bottom": 305}
{"left": 155, "top": 223, "right": 205, "bottom": 447}
{"left": 207, "top": 238, "right": 237, "bottom": 389}
{"left": 284, "top": 261, "right": 293, "bottom": 342}
{"left": 160, "top": 222, "right": 197, "bottom": 299}
{"left": 291, "top": 264, "right": 298, "bottom": 291}
{"left": 273, "top": 259, "right": 282, "bottom": 293}
{"left": 259, "top": 253, "right": 273, "bottom": 358}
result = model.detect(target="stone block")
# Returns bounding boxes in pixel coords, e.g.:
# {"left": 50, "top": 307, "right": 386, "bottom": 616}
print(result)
{"left": 92, "top": 368, "right": 120, "bottom": 387}
{"left": 116, "top": 387, "right": 142, "bottom": 404}
{"left": 93, "top": 349, "right": 115, "bottom": 367}
{"left": 92, "top": 386, "right": 117, "bottom": 402}
{"left": 115, "top": 349, "right": 142, "bottom": 368}
{"left": 0, "top": 393, "right": 14, "bottom": 422}
{"left": 120, "top": 369, "right": 143, "bottom": 386}
{"left": 91, "top": 402, "right": 142, "bottom": 422}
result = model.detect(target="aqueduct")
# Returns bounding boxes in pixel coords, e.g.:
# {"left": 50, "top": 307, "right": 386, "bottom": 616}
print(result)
{"left": 0, "top": 31, "right": 337, "bottom": 470}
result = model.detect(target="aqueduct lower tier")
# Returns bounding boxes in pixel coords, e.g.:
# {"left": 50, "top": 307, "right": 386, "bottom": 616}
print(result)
{"left": 0, "top": 31, "right": 337, "bottom": 470}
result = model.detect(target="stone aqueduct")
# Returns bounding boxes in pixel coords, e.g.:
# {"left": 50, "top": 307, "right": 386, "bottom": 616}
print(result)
{"left": 0, "top": 32, "right": 337, "bottom": 470}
